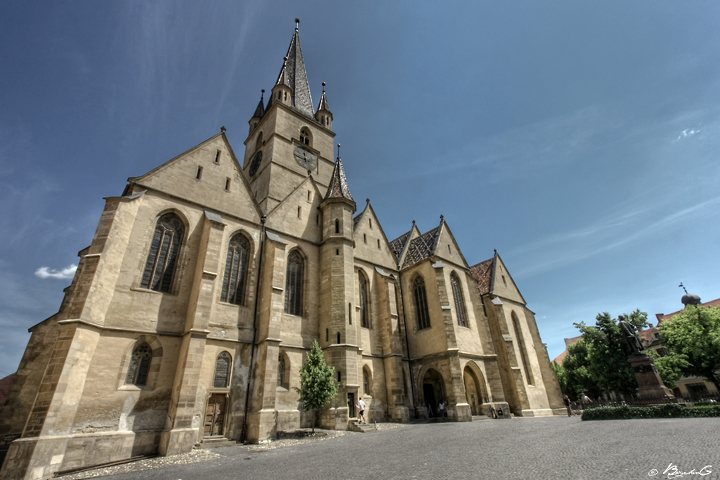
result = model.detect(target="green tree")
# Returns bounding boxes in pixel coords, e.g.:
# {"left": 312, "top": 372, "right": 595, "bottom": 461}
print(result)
{"left": 564, "top": 310, "right": 649, "bottom": 398}
{"left": 295, "top": 340, "right": 339, "bottom": 432}
{"left": 659, "top": 305, "right": 720, "bottom": 391}
{"left": 647, "top": 349, "right": 690, "bottom": 390}
{"left": 561, "top": 339, "right": 600, "bottom": 400}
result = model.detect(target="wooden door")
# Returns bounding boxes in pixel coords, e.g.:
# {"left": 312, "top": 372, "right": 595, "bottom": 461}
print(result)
{"left": 204, "top": 394, "right": 226, "bottom": 437}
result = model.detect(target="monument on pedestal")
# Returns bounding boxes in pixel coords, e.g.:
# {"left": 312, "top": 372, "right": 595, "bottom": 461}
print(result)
{"left": 618, "top": 315, "right": 674, "bottom": 400}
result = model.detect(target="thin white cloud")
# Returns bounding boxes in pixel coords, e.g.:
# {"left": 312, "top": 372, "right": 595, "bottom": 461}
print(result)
{"left": 34, "top": 264, "right": 77, "bottom": 280}
{"left": 675, "top": 127, "right": 701, "bottom": 141}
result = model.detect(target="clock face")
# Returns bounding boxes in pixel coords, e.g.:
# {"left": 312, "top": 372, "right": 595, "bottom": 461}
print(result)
{"left": 249, "top": 150, "right": 262, "bottom": 176}
{"left": 293, "top": 146, "right": 317, "bottom": 171}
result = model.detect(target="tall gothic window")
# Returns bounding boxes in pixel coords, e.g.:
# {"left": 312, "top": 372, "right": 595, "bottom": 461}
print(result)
{"left": 359, "top": 272, "right": 370, "bottom": 328}
{"left": 126, "top": 343, "right": 152, "bottom": 386}
{"left": 277, "top": 354, "right": 286, "bottom": 388}
{"left": 413, "top": 275, "right": 431, "bottom": 330}
{"left": 512, "top": 312, "right": 534, "bottom": 385}
{"left": 140, "top": 213, "right": 184, "bottom": 293}
{"left": 214, "top": 352, "right": 231, "bottom": 388}
{"left": 363, "top": 368, "right": 370, "bottom": 395}
{"left": 221, "top": 234, "right": 250, "bottom": 305}
{"left": 451, "top": 272, "right": 468, "bottom": 327}
{"left": 285, "top": 251, "right": 303, "bottom": 316}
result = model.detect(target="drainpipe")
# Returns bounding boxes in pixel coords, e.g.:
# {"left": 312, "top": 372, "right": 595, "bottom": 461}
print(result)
{"left": 241, "top": 215, "right": 266, "bottom": 443}
{"left": 397, "top": 265, "right": 418, "bottom": 419}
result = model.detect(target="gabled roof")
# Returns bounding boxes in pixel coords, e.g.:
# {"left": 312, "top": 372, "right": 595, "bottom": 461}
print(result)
{"left": 325, "top": 157, "right": 354, "bottom": 202}
{"left": 389, "top": 230, "right": 412, "bottom": 262}
{"left": 275, "top": 27, "right": 314, "bottom": 118}
{"left": 655, "top": 297, "right": 720, "bottom": 323}
{"left": 469, "top": 257, "right": 495, "bottom": 295}
{"left": 402, "top": 225, "right": 442, "bottom": 269}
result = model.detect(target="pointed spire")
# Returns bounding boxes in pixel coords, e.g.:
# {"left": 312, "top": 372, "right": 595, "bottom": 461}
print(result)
{"left": 317, "top": 82, "right": 330, "bottom": 112}
{"left": 274, "top": 21, "right": 314, "bottom": 117}
{"left": 252, "top": 89, "right": 265, "bottom": 119}
{"left": 325, "top": 143, "right": 354, "bottom": 201}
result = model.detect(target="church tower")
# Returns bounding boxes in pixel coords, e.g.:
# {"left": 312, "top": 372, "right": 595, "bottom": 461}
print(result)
{"left": 242, "top": 20, "right": 336, "bottom": 213}
{"left": 318, "top": 149, "right": 358, "bottom": 421}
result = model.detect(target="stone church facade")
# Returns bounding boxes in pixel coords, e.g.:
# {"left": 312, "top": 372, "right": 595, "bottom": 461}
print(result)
{"left": 0, "top": 24, "right": 564, "bottom": 480}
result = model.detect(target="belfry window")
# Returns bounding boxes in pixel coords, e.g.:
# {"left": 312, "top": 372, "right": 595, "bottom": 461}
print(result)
{"left": 413, "top": 275, "right": 431, "bottom": 330}
{"left": 126, "top": 343, "right": 152, "bottom": 386}
{"left": 140, "top": 213, "right": 184, "bottom": 293}
{"left": 221, "top": 234, "right": 249, "bottom": 305}
{"left": 451, "top": 272, "right": 468, "bottom": 327}
{"left": 359, "top": 272, "right": 370, "bottom": 328}
{"left": 213, "top": 352, "right": 231, "bottom": 388}
{"left": 299, "top": 127, "right": 311, "bottom": 146}
{"left": 284, "top": 251, "right": 304, "bottom": 316}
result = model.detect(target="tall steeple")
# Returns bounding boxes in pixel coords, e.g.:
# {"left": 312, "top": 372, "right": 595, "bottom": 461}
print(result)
{"left": 274, "top": 19, "right": 314, "bottom": 118}
{"left": 316, "top": 82, "right": 333, "bottom": 130}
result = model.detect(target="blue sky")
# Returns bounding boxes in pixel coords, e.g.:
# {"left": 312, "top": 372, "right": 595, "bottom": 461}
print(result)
{"left": 1, "top": 1, "right": 719, "bottom": 374}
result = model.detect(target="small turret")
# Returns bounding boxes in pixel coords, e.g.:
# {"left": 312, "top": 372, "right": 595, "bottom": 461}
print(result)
{"left": 272, "top": 56, "right": 294, "bottom": 107}
{"left": 249, "top": 90, "right": 265, "bottom": 134}
{"left": 316, "top": 82, "right": 333, "bottom": 130}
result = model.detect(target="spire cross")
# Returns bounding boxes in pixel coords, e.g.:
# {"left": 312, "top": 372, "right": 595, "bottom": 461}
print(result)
{"left": 295, "top": 18, "right": 300, "bottom": 30}
{"left": 337, "top": 143, "right": 341, "bottom": 160}
{"left": 322, "top": 82, "right": 326, "bottom": 93}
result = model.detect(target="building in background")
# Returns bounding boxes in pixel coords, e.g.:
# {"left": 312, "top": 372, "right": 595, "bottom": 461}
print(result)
{"left": 0, "top": 23, "right": 563, "bottom": 480}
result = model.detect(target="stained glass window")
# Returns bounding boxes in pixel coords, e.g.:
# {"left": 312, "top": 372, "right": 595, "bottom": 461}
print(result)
{"left": 221, "top": 234, "right": 249, "bottom": 305}
{"left": 451, "top": 272, "right": 468, "bottom": 327}
{"left": 414, "top": 276, "right": 431, "bottom": 330}
{"left": 284, "top": 251, "right": 303, "bottom": 315}
{"left": 126, "top": 343, "right": 152, "bottom": 386}
{"left": 140, "top": 214, "right": 184, "bottom": 293}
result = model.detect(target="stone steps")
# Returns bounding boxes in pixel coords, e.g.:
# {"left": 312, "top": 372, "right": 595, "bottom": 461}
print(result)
{"left": 348, "top": 419, "right": 377, "bottom": 432}
{"left": 196, "top": 437, "right": 239, "bottom": 449}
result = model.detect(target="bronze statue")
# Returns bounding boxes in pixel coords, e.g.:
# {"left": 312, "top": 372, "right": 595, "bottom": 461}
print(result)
{"left": 618, "top": 315, "right": 644, "bottom": 355}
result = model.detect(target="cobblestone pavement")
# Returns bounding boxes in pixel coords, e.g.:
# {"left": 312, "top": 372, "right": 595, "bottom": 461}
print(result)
{"left": 70, "top": 416, "right": 719, "bottom": 480}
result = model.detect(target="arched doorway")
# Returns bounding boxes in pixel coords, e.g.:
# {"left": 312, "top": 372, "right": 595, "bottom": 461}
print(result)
{"left": 463, "top": 366, "right": 485, "bottom": 416}
{"left": 421, "top": 368, "right": 446, "bottom": 418}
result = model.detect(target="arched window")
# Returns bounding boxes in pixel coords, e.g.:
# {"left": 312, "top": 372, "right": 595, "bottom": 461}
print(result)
{"left": 277, "top": 354, "right": 286, "bottom": 388}
{"left": 214, "top": 352, "right": 232, "bottom": 388}
{"left": 284, "top": 251, "right": 304, "bottom": 315}
{"left": 359, "top": 272, "right": 370, "bottom": 328}
{"left": 140, "top": 213, "right": 184, "bottom": 292}
{"left": 512, "top": 312, "right": 534, "bottom": 385}
{"left": 299, "top": 127, "right": 311, "bottom": 146}
{"left": 220, "top": 233, "right": 250, "bottom": 305}
{"left": 451, "top": 272, "right": 468, "bottom": 327}
{"left": 363, "top": 368, "right": 371, "bottom": 395}
{"left": 126, "top": 343, "right": 152, "bottom": 386}
{"left": 413, "top": 275, "right": 431, "bottom": 330}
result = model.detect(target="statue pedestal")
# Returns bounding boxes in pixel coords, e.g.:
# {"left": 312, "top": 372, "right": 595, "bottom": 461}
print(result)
{"left": 628, "top": 354, "right": 674, "bottom": 400}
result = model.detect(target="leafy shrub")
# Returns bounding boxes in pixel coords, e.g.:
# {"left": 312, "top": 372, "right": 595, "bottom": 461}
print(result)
{"left": 582, "top": 403, "right": 720, "bottom": 420}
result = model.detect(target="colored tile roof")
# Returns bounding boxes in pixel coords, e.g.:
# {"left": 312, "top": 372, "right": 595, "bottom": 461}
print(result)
{"left": 469, "top": 258, "right": 495, "bottom": 295}
{"left": 389, "top": 230, "right": 411, "bottom": 263}
{"left": 655, "top": 297, "right": 720, "bottom": 323}
{"left": 401, "top": 226, "right": 441, "bottom": 269}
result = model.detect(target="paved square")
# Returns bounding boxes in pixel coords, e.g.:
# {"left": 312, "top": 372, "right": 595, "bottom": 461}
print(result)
{"left": 90, "top": 416, "right": 720, "bottom": 480}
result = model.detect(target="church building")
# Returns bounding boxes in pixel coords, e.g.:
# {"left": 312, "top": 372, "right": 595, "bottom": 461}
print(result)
{"left": 0, "top": 22, "right": 564, "bottom": 480}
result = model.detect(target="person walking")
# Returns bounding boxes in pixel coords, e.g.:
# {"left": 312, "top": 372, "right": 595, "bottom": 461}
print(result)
{"left": 563, "top": 394, "right": 573, "bottom": 417}
{"left": 358, "top": 398, "right": 366, "bottom": 424}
